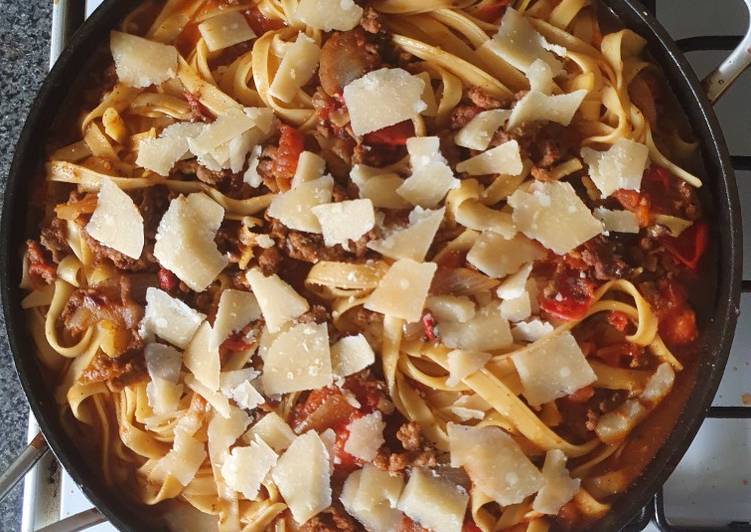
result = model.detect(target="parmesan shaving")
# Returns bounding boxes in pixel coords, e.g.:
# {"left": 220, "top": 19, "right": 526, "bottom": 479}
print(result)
{"left": 210, "top": 289, "right": 261, "bottom": 351}
{"left": 532, "top": 449, "right": 580, "bottom": 515}
{"left": 467, "top": 231, "right": 545, "bottom": 278}
{"left": 262, "top": 322, "right": 333, "bottom": 395}
{"left": 341, "top": 465, "right": 404, "bottom": 532}
{"left": 85, "top": 178, "right": 144, "bottom": 260}
{"left": 331, "top": 334, "right": 375, "bottom": 377}
{"left": 221, "top": 437, "right": 277, "bottom": 500}
{"left": 295, "top": 0, "right": 364, "bottom": 31}
{"left": 272, "top": 431, "right": 332, "bottom": 524}
{"left": 350, "top": 165, "right": 410, "bottom": 209}
{"left": 344, "top": 411, "right": 385, "bottom": 461}
{"left": 312, "top": 199, "right": 376, "bottom": 248}
{"left": 486, "top": 8, "right": 563, "bottom": 74}
{"left": 269, "top": 33, "right": 321, "bottom": 103}
{"left": 141, "top": 287, "right": 206, "bottom": 349}
{"left": 398, "top": 137, "right": 459, "bottom": 208}
{"left": 425, "top": 295, "right": 476, "bottom": 323}
{"left": 446, "top": 350, "right": 491, "bottom": 386}
{"left": 343, "top": 68, "right": 427, "bottom": 136}
{"left": 440, "top": 303, "right": 513, "bottom": 352}
{"left": 512, "top": 319, "right": 554, "bottom": 343}
{"left": 456, "top": 140, "right": 524, "bottom": 177}
{"left": 506, "top": 89, "right": 588, "bottom": 130}
{"left": 136, "top": 122, "right": 204, "bottom": 176}
{"left": 198, "top": 11, "right": 256, "bottom": 52}
{"left": 246, "top": 412, "right": 296, "bottom": 452}
{"left": 594, "top": 207, "right": 640, "bottom": 234}
{"left": 267, "top": 175, "right": 334, "bottom": 233}
{"left": 291, "top": 151, "right": 326, "bottom": 188}
{"left": 581, "top": 139, "right": 650, "bottom": 197}
{"left": 511, "top": 331, "right": 597, "bottom": 406}
{"left": 497, "top": 263, "right": 533, "bottom": 299}
{"left": 367, "top": 207, "right": 445, "bottom": 262}
{"left": 454, "top": 109, "right": 510, "bottom": 151}
{"left": 183, "top": 322, "right": 221, "bottom": 391}
{"left": 397, "top": 468, "right": 469, "bottom": 532}
{"left": 508, "top": 181, "right": 603, "bottom": 255}
{"left": 364, "top": 259, "right": 437, "bottom": 323}
{"left": 110, "top": 31, "right": 178, "bottom": 88}
{"left": 246, "top": 268, "right": 309, "bottom": 333}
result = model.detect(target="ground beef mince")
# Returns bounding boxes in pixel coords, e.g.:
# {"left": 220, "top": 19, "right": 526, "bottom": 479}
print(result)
{"left": 40, "top": 217, "right": 70, "bottom": 262}
{"left": 374, "top": 421, "right": 438, "bottom": 472}
{"left": 359, "top": 6, "right": 384, "bottom": 34}
{"left": 319, "top": 28, "right": 382, "bottom": 97}
{"left": 80, "top": 349, "right": 147, "bottom": 390}
{"left": 257, "top": 245, "right": 283, "bottom": 276}
{"left": 492, "top": 122, "right": 578, "bottom": 170}
{"left": 449, "top": 104, "right": 482, "bottom": 130}
{"left": 576, "top": 236, "right": 633, "bottom": 281}
{"left": 298, "top": 505, "right": 362, "bottom": 532}
{"left": 467, "top": 86, "right": 505, "bottom": 109}
{"left": 25, "top": 240, "right": 57, "bottom": 286}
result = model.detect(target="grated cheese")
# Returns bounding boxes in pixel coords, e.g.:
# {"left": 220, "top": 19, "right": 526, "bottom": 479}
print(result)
{"left": 364, "top": 259, "right": 437, "bottom": 323}
{"left": 511, "top": 331, "right": 597, "bottom": 406}
{"left": 262, "top": 322, "right": 333, "bottom": 395}
{"left": 343, "top": 68, "right": 427, "bottom": 136}
{"left": 85, "top": 178, "right": 144, "bottom": 260}
{"left": 508, "top": 181, "right": 603, "bottom": 255}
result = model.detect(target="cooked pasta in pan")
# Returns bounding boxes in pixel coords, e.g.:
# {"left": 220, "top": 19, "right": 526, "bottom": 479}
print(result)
{"left": 22, "top": 0, "right": 708, "bottom": 530}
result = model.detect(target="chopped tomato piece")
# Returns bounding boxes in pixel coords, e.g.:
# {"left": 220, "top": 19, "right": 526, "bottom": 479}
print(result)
{"left": 566, "top": 385, "right": 595, "bottom": 403}
{"left": 422, "top": 312, "right": 438, "bottom": 342}
{"left": 333, "top": 416, "right": 361, "bottom": 475}
{"left": 363, "top": 120, "right": 415, "bottom": 146}
{"left": 660, "top": 307, "right": 697, "bottom": 346}
{"left": 612, "top": 188, "right": 650, "bottom": 227}
{"left": 273, "top": 125, "right": 305, "bottom": 191}
{"left": 292, "top": 386, "right": 355, "bottom": 432}
{"left": 243, "top": 6, "right": 285, "bottom": 35}
{"left": 540, "top": 267, "right": 596, "bottom": 321}
{"left": 157, "top": 267, "right": 178, "bottom": 292}
{"left": 660, "top": 221, "right": 708, "bottom": 271}
{"left": 343, "top": 375, "right": 383, "bottom": 413}
{"left": 607, "top": 311, "right": 630, "bottom": 332}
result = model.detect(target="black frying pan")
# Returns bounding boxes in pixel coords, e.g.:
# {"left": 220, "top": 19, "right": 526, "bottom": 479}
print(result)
{"left": 0, "top": 1, "right": 746, "bottom": 530}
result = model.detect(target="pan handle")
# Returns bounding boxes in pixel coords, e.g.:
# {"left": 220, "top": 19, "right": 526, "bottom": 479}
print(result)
{"left": 701, "top": 0, "right": 751, "bottom": 104}
{"left": 0, "top": 432, "right": 49, "bottom": 503}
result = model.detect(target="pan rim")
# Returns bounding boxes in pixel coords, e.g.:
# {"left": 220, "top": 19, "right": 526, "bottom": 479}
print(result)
{"left": 0, "top": 1, "right": 742, "bottom": 531}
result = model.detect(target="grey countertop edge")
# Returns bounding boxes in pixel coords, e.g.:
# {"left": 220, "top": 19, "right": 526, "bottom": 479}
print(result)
{"left": 0, "top": 1, "right": 53, "bottom": 531}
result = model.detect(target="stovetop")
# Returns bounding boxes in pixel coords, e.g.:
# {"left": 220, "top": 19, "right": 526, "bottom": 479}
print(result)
{"left": 20, "top": 1, "right": 751, "bottom": 531}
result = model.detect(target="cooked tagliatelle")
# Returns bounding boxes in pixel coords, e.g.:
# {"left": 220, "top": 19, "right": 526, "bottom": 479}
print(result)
{"left": 23, "top": 0, "right": 710, "bottom": 530}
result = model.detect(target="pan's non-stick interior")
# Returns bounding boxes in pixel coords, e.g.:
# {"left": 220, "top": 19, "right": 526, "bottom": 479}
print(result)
{"left": 0, "top": 1, "right": 741, "bottom": 531}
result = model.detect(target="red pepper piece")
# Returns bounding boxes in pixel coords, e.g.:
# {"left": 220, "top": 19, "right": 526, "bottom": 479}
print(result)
{"left": 660, "top": 221, "right": 708, "bottom": 271}
{"left": 273, "top": 124, "right": 305, "bottom": 191}
{"left": 422, "top": 312, "right": 438, "bottom": 342}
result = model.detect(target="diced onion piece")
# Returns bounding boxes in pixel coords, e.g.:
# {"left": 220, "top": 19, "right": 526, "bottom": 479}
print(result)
{"left": 341, "top": 465, "right": 405, "bottom": 532}
{"left": 467, "top": 231, "right": 545, "bottom": 278}
{"left": 447, "top": 423, "right": 543, "bottom": 506}
{"left": 331, "top": 334, "right": 375, "bottom": 377}
{"left": 508, "top": 181, "right": 603, "bottom": 255}
{"left": 267, "top": 175, "right": 334, "bottom": 233}
{"left": 344, "top": 411, "right": 385, "bottom": 461}
{"left": 485, "top": 8, "right": 562, "bottom": 74}
{"left": 141, "top": 287, "right": 206, "bottom": 349}
{"left": 295, "top": 0, "right": 363, "bottom": 31}
{"left": 291, "top": 151, "right": 326, "bottom": 188}
{"left": 110, "top": 31, "right": 178, "bottom": 88}
{"left": 246, "top": 412, "right": 296, "bottom": 452}
{"left": 343, "top": 68, "right": 427, "bottom": 136}
{"left": 454, "top": 109, "right": 510, "bottom": 151}
{"left": 154, "top": 430, "right": 206, "bottom": 486}
{"left": 511, "top": 331, "right": 597, "bottom": 406}
{"left": 497, "top": 263, "right": 533, "bottom": 299}
{"left": 581, "top": 138, "right": 650, "bottom": 197}
{"left": 364, "top": 259, "right": 437, "bottom": 323}
{"left": 269, "top": 33, "right": 321, "bottom": 103}
{"left": 446, "top": 350, "right": 491, "bottom": 387}
{"left": 312, "top": 199, "right": 375, "bottom": 248}
{"left": 246, "top": 268, "right": 309, "bottom": 333}
{"left": 532, "top": 449, "right": 580, "bottom": 515}
{"left": 506, "top": 90, "right": 587, "bottom": 130}
{"left": 500, "top": 291, "right": 532, "bottom": 322}
{"left": 456, "top": 140, "right": 523, "bottom": 176}
{"left": 594, "top": 207, "right": 640, "bottom": 234}
{"left": 262, "top": 322, "right": 333, "bottom": 395}
{"left": 210, "top": 289, "right": 261, "bottom": 351}
{"left": 154, "top": 193, "right": 228, "bottom": 292}
{"left": 398, "top": 137, "right": 459, "bottom": 208}
{"left": 137, "top": 122, "right": 205, "bottom": 176}
{"left": 198, "top": 11, "right": 256, "bottom": 52}
{"left": 440, "top": 303, "right": 513, "bottom": 352}
{"left": 272, "top": 431, "right": 332, "bottom": 524}
{"left": 221, "top": 437, "right": 277, "bottom": 500}
{"left": 367, "top": 207, "right": 445, "bottom": 262}
{"left": 183, "top": 322, "right": 221, "bottom": 391}
{"left": 512, "top": 319, "right": 554, "bottom": 343}
{"left": 350, "top": 165, "right": 410, "bottom": 209}
{"left": 85, "top": 178, "right": 144, "bottom": 260}
{"left": 425, "top": 295, "right": 476, "bottom": 323}
{"left": 396, "top": 468, "right": 469, "bottom": 532}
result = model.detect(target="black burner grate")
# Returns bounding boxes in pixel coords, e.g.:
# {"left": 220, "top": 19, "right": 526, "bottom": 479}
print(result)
{"left": 625, "top": 1, "right": 751, "bottom": 530}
